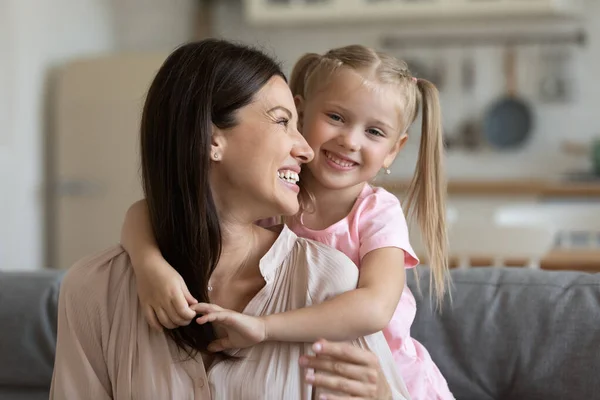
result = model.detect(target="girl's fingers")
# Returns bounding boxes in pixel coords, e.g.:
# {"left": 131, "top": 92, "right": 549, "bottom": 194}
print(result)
{"left": 195, "top": 311, "right": 233, "bottom": 326}
{"left": 143, "top": 305, "right": 163, "bottom": 331}
{"left": 190, "top": 302, "right": 224, "bottom": 314}
{"left": 183, "top": 288, "right": 198, "bottom": 305}
{"left": 169, "top": 297, "right": 195, "bottom": 325}
{"left": 155, "top": 307, "right": 177, "bottom": 329}
{"left": 207, "top": 337, "right": 233, "bottom": 352}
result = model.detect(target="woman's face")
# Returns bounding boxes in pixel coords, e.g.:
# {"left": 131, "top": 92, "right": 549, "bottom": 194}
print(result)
{"left": 211, "top": 76, "right": 314, "bottom": 222}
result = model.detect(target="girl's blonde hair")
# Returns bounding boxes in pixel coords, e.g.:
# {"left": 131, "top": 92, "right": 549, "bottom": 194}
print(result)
{"left": 289, "top": 45, "right": 449, "bottom": 307}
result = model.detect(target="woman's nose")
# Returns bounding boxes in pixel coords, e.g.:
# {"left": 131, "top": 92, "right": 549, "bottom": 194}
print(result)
{"left": 292, "top": 129, "right": 314, "bottom": 163}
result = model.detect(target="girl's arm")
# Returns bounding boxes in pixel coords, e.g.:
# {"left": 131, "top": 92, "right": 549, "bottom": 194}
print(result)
{"left": 263, "top": 247, "right": 405, "bottom": 341}
{"left": 194, "top": 247, "right": 405, "bottom": 349}
{"left": 121, "top": 200, "right": 197, "bottom": 330}
{"left": 121, "top": 200, "right": 161, "bottom": 267}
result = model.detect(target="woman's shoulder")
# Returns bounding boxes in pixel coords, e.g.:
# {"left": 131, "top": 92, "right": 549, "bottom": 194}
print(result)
{"left": 292, "top": 237, "right": 359, "bottom": 300}
{"left": 64, "top": 245, "right": 131, "bottom": 284}
{"left": 61, "top": 245, "right": 134, "bottom": 314}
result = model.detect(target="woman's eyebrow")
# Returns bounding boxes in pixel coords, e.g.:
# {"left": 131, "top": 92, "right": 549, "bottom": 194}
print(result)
{"left": 267, "top": 106, "right": 292, "bottom": 118}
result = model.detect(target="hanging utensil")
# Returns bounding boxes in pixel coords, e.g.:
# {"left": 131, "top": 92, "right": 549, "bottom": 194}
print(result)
{"left": 483, "top": 45, "right": 533, "bottom": 150}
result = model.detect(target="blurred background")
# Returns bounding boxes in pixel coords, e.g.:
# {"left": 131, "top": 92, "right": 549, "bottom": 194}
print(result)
{"left": 1, "top": 0, "right": 599, "bottom": 272}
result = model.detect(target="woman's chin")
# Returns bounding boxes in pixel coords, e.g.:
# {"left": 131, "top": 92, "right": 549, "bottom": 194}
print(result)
{"left": 280, "top": 201, "right": 300, "bottom": 218}
{"left": 270, "top": 180, "right": 301, "bottom": 216}
{"left": 275, "top": 195, "right": 300, "bottom": 218}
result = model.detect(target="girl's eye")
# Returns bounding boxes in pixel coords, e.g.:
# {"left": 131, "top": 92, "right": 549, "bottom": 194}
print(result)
{"left": 367, "top": 128, "right": 385, "bottom": 137}
{"left": 277, "top": 118, "right": 290, "bottom": 127}
{"left": 327, "top": 113, "right": 343, "bottom": 122}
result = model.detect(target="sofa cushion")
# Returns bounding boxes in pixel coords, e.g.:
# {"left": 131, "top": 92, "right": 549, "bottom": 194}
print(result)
{"left": 0, "top": 387, "right": 50, "bottom": 400}
{"left": 407, "top": 267, "right": 600, "bottom": 400}
{"left": 0, "top": 270, "right": 64, "bottom": 388}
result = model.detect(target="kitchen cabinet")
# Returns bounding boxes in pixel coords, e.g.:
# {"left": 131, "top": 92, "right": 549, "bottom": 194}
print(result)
{"left": 244, "top": 0, "right": 582, "bottom": 26}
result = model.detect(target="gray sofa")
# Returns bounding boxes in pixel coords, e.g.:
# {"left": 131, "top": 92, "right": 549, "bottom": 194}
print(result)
{"left": 1, "top": 267, "right": 600, "bottom": 399}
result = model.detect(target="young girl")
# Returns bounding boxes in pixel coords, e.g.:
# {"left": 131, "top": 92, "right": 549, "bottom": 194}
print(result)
{"left": 122, "top": 45, "right": 452, "bottom": 399}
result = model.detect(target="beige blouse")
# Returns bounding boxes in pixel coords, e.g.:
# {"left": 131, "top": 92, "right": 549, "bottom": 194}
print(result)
{"left": 50, "top": 225, "right": 410, "bottom": 399}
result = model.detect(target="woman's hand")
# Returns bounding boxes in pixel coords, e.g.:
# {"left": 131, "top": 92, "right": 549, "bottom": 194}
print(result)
{"left": 193, "top": 303, "right": 268, "bottom": 351}
{"left": 299, "top": 339, "right": 392, "bottom": 400}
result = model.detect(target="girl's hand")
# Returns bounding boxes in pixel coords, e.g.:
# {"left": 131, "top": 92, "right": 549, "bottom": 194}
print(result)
{"left": 300, "top": 339, "right": 392, "bottom": 400}
{"left": 192, "top": 303, "right": 268, "bottom": 351}
{"left": 135, "top": 257, "right": 197, "bottom": 330}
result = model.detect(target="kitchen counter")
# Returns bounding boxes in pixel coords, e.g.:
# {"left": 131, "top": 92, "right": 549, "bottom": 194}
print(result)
{"left": 421, "top": 250, "right": 600, "bottom": 272}
{"left": 381, "top": 179, "right": 600, "bottom": 198}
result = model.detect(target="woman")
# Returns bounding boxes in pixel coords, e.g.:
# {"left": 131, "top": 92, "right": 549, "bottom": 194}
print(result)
{"left": 50, "top": 39, "right": 409, "bottom": 399}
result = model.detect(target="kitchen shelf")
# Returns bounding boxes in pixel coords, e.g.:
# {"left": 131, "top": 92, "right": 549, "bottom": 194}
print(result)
{"left": 382, "top": 179, "right": 600, "bottom": 198}
{"left": 244, "top": 0, "right": 583, "bottom": 26}
{"left": 381, "top": 30, "right": 587, "bottom": 49}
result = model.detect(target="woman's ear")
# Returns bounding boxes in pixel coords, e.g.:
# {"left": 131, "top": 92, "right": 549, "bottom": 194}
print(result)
{"left": 294, "top": 95, "right": 305, "bottom": 132}
{"left": 211, "top": 125, "right": 226, "bottom": 161}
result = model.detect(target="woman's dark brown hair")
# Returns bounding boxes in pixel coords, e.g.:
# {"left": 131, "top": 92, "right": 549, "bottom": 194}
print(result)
{"left": 140, "top": 39, "right": 285, "bottom": 356}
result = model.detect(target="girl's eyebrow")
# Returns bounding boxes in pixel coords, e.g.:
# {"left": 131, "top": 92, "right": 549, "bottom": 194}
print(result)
{"left": 328, "top": 103, "right": 396, "bottom": 131}
{"left": 371, "top": 118, "right": 396, "bottom": 131}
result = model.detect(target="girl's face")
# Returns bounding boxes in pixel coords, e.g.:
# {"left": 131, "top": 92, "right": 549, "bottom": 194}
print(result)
{"left": 296, "top": 67, "right": 408, "bottom": 192}
{"left": 211, "top": 76, "right": 314, "bottom": 222}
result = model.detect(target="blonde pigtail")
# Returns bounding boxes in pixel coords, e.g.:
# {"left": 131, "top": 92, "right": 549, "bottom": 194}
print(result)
{"left": 289, "top": 53, "right": 322, "bottom": 98}
{"left": 404, "top": 78, "right": 450, "bottom": 309}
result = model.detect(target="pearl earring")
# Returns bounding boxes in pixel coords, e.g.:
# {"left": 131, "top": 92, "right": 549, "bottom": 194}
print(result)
{"left": 384, "top": 167, "right": 391, "bottom": 175}
{"left": 213, "top": 152, "right": 219, "bottom": 160}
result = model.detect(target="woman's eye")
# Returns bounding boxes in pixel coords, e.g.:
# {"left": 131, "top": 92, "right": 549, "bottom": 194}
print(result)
{"left": 367, "top": 128, "right": 385, "bottom": 137}
{"left": 277, "top": 118, "right": 290, "bottom": 127}
{"left": 327, "top": 113, "right": 343, "bottom": 122}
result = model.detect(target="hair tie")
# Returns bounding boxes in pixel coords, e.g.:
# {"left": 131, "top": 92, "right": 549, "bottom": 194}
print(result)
{"left": 412, "top": 77, "right": 418, "bottom": 83}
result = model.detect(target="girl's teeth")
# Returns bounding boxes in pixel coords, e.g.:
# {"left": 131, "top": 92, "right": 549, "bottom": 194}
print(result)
{"left": 325, "top": 152, "right": 355, "bottom": 167}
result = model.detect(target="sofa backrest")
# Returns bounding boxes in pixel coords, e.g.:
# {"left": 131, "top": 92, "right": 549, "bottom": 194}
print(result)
{"left": 407, "top": 267, "right": 600, "bottom": 400}
{"left": 3, "top": 267, "right": 600, "bottom": 400}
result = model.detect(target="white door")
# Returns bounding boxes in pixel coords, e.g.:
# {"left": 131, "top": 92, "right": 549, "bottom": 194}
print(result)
{"left": 50, "top": 53, "right": 167, "bottom": 269}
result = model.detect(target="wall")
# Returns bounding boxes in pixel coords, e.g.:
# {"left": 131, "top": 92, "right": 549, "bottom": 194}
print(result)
{"left": 0, "top": 0, "right": 197, "bottom": 270}
{"left": 212, "top": 0, "right": 600, "bottom": 180}
{"left": 1, "top": 0, "right": 596, "bottom": 269}
{"left": 0, "top": 0, "right": 115, "bottom": 271}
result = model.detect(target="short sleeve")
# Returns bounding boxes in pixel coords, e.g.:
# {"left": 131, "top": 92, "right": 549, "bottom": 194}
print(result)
{"left": 357, "top": 189, "right": 419, "bottom": 269}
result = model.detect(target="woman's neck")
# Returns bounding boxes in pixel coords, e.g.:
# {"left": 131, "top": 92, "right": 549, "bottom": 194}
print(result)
{"left": 209, "top": 219, "right": 278, "bottom": 312}
{"left": 212, "top": 221, "right": 262, "bottom": 281}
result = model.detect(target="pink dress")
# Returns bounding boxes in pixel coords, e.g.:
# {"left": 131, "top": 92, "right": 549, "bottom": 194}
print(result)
{"left": 285, "top": 184, "right": 454, "bottom": 400}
